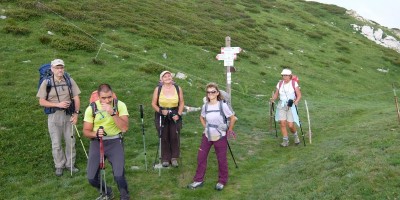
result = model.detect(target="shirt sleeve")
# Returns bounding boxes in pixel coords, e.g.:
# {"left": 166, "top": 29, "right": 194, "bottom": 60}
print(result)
{"left": 117, "top": 101, "right": 129, "bottom": 116}
{"left": 83, "top": 105, "right": 94, "bottom": 123}
{"left": 69, "top": 78, "right": 81, "bottom": 96}
{"left": 200, "top": 104, "right": 206, "bottom": 117}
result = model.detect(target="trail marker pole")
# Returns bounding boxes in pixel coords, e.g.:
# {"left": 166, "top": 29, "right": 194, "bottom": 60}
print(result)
{"left": 216, "top": 36, "right": 241, "bottom": 107}
{"left": 392, "top": 83, "right": 400, "bottom": 124}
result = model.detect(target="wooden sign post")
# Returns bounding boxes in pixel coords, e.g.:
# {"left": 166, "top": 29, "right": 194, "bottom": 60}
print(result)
{"left": 216, "top": 36, "right": 241, "bottom": 107}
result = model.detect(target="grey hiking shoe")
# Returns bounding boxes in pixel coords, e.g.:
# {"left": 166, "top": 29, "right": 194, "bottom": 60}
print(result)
{"left": 215, "top": 183, "right": 224, "bottom": 191}
{"left": 280, "top": 140, "right": 289, "bottom": 147}
{"left": 171, "top": 158, "right": 179, "bottom": 168}
{"left": 294, "top": 136, "right": 300, "bottom": 145}
{"left": 55, "top": 168, "right": 63, "bottom": 176}
{"left": 65, "top": 166, "right": 79, "bottom": 173}
{"left": 162, "top": 162, "right": 170, "bottom": 167}
{"left": 187, "top": 181, "right": 203, "bottom": 189}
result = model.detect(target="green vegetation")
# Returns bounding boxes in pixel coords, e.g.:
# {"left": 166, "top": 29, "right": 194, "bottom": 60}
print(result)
{"left": 1, "top": 0, "right": 399, "bottom": 199}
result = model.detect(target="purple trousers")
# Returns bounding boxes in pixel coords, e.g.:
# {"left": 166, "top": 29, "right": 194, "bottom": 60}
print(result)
{"left": 193, "top": 134, "right": 228, "bottom": 185}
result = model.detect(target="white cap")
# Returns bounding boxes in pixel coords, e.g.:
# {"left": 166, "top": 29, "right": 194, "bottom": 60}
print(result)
{"left": 51, "top": 59, "right": 65, "bottom": 67}
{"left": 281, "top": 69, "right": 292, "bottom": 75}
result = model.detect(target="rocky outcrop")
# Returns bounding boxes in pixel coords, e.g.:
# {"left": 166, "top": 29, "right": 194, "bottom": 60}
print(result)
{"left": 347, "top": 10, "right": 400, "bottom": 53}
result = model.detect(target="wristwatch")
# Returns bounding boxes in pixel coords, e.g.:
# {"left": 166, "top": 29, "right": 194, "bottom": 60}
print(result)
{"left": 74, "top": 110, "right": 81, "bottom": 114}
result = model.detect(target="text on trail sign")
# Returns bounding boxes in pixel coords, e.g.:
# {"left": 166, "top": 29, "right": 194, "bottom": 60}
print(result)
{"left": 216, "top": 47, "right": 242, "bottom": 67}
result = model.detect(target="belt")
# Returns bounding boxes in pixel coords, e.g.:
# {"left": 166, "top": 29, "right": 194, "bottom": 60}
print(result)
{"left": 160, "top": 107, "right": 178, "bottom": 110}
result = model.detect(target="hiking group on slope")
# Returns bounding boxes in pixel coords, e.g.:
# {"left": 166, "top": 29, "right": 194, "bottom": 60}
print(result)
{"left": 36, "top": 58, "right": 301, "bottom": 199}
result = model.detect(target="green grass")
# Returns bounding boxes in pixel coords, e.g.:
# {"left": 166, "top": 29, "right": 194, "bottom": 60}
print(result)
{"left": 1, "top": 0, "right": 400, "bottom": 199}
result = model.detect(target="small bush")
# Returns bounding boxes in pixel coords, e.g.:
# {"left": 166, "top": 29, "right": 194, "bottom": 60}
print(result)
{"left": 306, "top": 31, "right": 323, "bottom": 39}
{"left": 92, "top": 58, "right": 105, "bottom": 65}
{"left": 6, "top": 8, "right": 41, "bottom": 21}
{"left": 139, "top": 63, "right": 165, "bottom": 74}
{"left": 335, "top": 57, "right": 351, "bottom": 64}
{"left": 280, "top": 21, "right": 297, "bottom": 30}
{"left": 4, "top": 25, "right": 31, "bottom": 35}
{"left": 39, "top": 35, "right": 52, "bottom": 44}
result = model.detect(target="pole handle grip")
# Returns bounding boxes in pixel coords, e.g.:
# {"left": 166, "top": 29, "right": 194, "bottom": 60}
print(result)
{"left": 140, "top": 104, "right": 144, "bottom": 118}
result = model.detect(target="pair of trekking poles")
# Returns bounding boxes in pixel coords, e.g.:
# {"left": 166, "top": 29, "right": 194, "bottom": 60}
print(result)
{"left": 149, "top": 105, "right": 239, "bottom": 177}
{"left": 269, "top": 100, "right": 308, "bottom": 146}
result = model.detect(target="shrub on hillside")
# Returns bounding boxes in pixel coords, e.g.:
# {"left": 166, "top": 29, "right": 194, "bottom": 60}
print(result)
{"left": 6, "top": 8, "right": 41, "bottom": 21}
{"left": 139, "top": 63, "right": 165, "bottom": 74}
{"left": 39, "top": 35, "right": 52, "bottom": 44}
{"left": 4, "top": 24, "right": 31, "bottom": 35}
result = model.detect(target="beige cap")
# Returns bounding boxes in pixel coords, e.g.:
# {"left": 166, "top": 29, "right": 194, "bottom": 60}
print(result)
{"left": 160, "top": 70, "right": 171, "bottom": 80}
{"left": 51, "top": 59, "right": 65, "bottom": 67}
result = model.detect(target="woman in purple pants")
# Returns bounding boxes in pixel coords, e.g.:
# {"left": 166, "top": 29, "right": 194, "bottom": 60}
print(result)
{"left": 187, "top": 83, "right": 237, "bottom": 191}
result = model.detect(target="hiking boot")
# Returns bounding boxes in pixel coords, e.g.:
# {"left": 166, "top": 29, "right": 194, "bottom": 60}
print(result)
{"left": 171, "top": 158, "right": 179, "bottom": 168}
{"left": 55, "top": 168, "right": 63, "bottom": 176}
{"left": 294, "top": 136, "right": 300, "bottom": 145}
{"left": 215, "top": 183, "right": 224, "bottom": 191}
{"left": 280, "top": 140, "right": 289, "bottom": 147}
{"left": 65, "top": 166, "right": 79, "bottom": 173}
{"left": 187, "top": 181, "right": 203, "bottom": 189}
{"left": 162, "top": 162, "right": 170, "bottom": 167}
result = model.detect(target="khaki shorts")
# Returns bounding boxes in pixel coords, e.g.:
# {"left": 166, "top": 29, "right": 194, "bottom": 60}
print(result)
{"left": 277, "top": 101, "right": 294, "bottom": 122}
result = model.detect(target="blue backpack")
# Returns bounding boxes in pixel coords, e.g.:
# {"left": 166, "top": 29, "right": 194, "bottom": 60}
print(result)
{"left": 38, "top": 63, "right": 73, "bottom": 114}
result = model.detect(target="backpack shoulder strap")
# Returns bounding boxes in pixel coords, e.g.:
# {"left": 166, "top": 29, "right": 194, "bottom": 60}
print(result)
{"left": 45, "top": 78, "right": 52, "bottom": 100}
{"left": 157, "top": 85, "right": 162, "bottom": 107}
{"left": 63, "top": 73, "right": 73, "bottom": 98}
{"left": 90, "top": 101, "right": 98, "bottom": 119}
{"left": 278, "top": 80, "right": 284, "bottom": 90}
{"left": 291, "top": 80, "right": 296, "bottom": 90}
{"left": 219, "top": 100, "right": 227, "bottom": 124}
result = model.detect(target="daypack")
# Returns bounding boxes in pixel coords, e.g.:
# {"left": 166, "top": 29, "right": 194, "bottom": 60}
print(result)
{"left": 38, "top": 63, "right": 73, "bottom": 114}
{"left": 278, "top": 75, "right": 299, "bottom": 98}
{"left": 89, "top": 90, "right": 118, "bottom": 118}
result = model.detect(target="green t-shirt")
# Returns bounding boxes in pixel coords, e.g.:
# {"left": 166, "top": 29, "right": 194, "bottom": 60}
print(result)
{"left": 83, "top": 100, "right": 129, "bottom": 136}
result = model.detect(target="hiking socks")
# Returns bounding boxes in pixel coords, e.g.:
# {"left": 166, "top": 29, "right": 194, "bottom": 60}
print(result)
{"left": 283, "top": 136, "right": 289, "bottom": 142}
{"left": 293, "top": 132, "right": 298, "bottom": 137}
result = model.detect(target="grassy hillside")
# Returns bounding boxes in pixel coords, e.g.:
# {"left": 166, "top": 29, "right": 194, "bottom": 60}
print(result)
{"left": 1, "top": 0, "right": 399, "bottom": 199}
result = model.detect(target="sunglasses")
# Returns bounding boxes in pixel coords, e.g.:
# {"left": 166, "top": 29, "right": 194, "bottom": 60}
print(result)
{"left": 206, "top": 90, "right": 217, "bottom": 94}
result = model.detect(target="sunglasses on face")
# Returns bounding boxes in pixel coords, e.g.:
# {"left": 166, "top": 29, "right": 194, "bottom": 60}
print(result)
{"left": 206, "top": 90, "right": 217, "bottom": 94}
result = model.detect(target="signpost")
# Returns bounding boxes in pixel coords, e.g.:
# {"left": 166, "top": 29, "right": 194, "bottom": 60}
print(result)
{"left": 216, "top": 36, "right": 241, "bottom": 106}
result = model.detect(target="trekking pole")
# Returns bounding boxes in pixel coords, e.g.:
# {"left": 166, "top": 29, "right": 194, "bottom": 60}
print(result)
{"left": 227, "top": 140, "right": 238, "bottom": 168}
{"left": 294, "top": 105, "right": 306, "bottom": 146}
{"left": 98, "top": 126, "right": 108, "bottom": 198}
{"left": 73, "top": 124, "right": 88, "bottom": 159}
{"left": 392, "top": 83, "right": 400, "bottom": 124}
{"left": 71, "top": 124, "right": 73, "bottom": 176}
{"left": 139, "top": 105, "right": 148, "bottom": 171}
{"left": 271, "top": 102, "right": 278, "bottom": 138}
{"left": 156, "top": 114, "right": 163, "bottom": 176}
{"left": 304, "top": 100, "right": 312, "bottom": 144}
{"left": 270, "top": 91, "right": 278, "bottom": 137}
